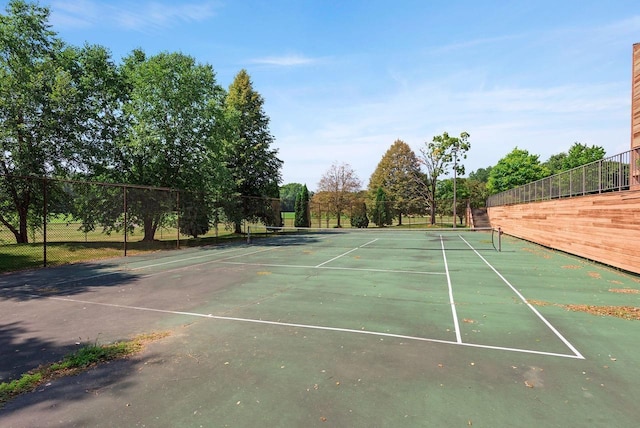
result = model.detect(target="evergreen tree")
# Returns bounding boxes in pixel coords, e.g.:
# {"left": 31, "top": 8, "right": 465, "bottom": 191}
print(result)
{"left": 294, "top": 185, "right": 310, "bottom": 227}
{"left": 350, "top": 202, "right": 369, "bottom": 228}
{"left": 370, "top": 187, "right": 393, "bottom": 227}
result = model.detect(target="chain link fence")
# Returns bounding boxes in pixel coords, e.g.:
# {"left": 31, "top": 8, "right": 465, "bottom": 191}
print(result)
{"left": 0, "top": 175, "right": 285, "bottom": 272}
{"left": 2, "top": 174, "right": 471, "bottom": 272}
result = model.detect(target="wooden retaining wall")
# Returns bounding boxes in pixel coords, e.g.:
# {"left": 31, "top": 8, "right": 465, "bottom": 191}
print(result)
{"left": 487, "top": 191, "right": 640, "bottom": 274}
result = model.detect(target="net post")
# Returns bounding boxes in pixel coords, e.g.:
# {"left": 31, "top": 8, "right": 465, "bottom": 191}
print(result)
{"left": 498, "top": 227, "right": 502, "bottom": 252}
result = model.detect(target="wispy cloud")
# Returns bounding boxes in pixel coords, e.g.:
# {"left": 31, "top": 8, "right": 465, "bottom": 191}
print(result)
{"left": 250, "top": 54, "right": 320, "bottom": 67}
{"left": 50, "top": 0, "right": 220, "bottom": 32}
{"left": 429, "top": 33, "right": 527, "bottom": 55}
{"left": 271, "top": 73, "right": 630, "bottom": 188}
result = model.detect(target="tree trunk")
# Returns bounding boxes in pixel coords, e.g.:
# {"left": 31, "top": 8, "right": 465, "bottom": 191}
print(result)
{"left": 18, "top": 211, "right": 29, "bottom": 243}
{"left": 336, "top": 211, "right": 342, "bottom": 227}
{"left": 397, "top": 212, "right": 403, "bottom": 226}
{"left": 234, "top": 221, "right": 242, "bottom": 234}
{"left": 142, "top": 216, "right": 157, "bottom": 241}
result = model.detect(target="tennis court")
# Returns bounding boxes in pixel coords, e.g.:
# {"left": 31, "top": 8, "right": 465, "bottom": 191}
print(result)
{"left": 1, "top": 228, "right": 639, "bottom": 427}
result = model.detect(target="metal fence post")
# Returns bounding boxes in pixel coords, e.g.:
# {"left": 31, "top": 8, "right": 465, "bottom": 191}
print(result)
{"left": 123, "top": 186, "right": 128, "bottom": 257}
{"left": 42, "top": 177, "right": 47, "bottom": 267}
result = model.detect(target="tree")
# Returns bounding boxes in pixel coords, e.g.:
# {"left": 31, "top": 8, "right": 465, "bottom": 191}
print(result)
{"left": 223, "top": 69, "right": 282, "bottom": 233}
{"left": 562, "top": 142, "right": 606, "bottom": 170}
{"left": 317, "top": 162, "right": 361, "bottom": 228}
{"left": 487, "top": 147, "right": 549, "bottom": 194}
{"left": 280, "top": 183, "right": 304, "bottom": 212}
{"left": 543, "top": 143, "right": 605, "bottom": 175}
{"left": 466, "top": 179, "right": 489, "bottom": 209}
{"left": 350, "top": 201, "right": 369, "bottom": 228}
{"left": 369, "top": 187, "right": 393, "bottom": 226}
{"left": 294, "top": 185, "right": 310, "bottom": 227}
{"left": 468, "top": 166, "right": 492, "bottom": 183}
{"left": 112, "top": 50, "right": 228, "bottom": 240}
{"left": 543, "top": 153, "right": 567, "bottom": 176}
{"left": 467, "top": 167, "right": 491, "bottom": 208}
{"left": 418, "top": 131, "right": 470, "bottom": 225}
{"left": 0, "top": 1, "right": 124, "bottom": 242}
{"left": 437, "top": 178, "right": 470, "bottom": 225}
{"left": 368, "top": 139, "right": 423, "bottom": 225}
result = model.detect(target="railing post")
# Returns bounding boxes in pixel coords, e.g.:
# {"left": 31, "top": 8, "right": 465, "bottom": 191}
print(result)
{"left": 598, "top": 161, "right": 602, "bottom": 194}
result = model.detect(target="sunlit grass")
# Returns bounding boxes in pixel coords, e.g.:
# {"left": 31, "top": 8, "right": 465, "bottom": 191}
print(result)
{"left": 0, "top": 332, "right": 170, "bottom": 407}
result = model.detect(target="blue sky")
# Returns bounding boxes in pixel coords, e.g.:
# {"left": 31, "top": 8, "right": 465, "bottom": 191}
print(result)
{"left": 6, "top": 0, "right": 639, "bottom": 190}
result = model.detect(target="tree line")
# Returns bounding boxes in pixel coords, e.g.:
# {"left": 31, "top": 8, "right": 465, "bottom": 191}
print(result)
{"left": 288, "top": 138, "right": 605, "bottom": 228}
{"left": 0, "top": 1, "right": 282, "bottom": 243}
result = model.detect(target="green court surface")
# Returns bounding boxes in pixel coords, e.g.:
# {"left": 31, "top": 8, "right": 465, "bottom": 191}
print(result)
{"left": 1, "top": 228, "right": 639, "bottom": 427}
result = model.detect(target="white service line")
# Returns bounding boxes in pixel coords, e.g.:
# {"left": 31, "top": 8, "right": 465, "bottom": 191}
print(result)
{"left": 220, "top": 260, "right": 445, "bottom": 275}
{"left": 440, "top": 235, "right": 462, "bottom": 344}
{"left": 138, "top": 246, "right": 277, "bottom": 278}
{"left": 458, "top": 235, "right": 585, "bottom": 360}
{"left": 47, "top": 246, "right": 251, "bottom": 287}
{"left": 47, "top": 246, "right": 274, "bottom": 287}
{"left": 40, "top": 295, "right": 583, "bottom": 359}
{"left": 314, "top": 239, "right": 378, "bottom": 268}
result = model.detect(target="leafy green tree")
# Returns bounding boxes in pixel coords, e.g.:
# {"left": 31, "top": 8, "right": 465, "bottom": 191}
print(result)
{"left": 468, "top": 166, "right": 492, "bottom": 183}
{"left": 562, "top": 142, "right": 606, "bottom": 170}
{"left": 544, "top": 143, "right": 606, "bottom": 176}
{"left": 224, "top": 69, "right": 282, "bottom": 233}
{"left": 350, "top": 201, "right": 369, "bottom": 228}
{"left": 0, "top": 1, "right": 124, "bottom": 242}
{"left": 487, "top": 147, "right": 549, "bottom": 194}
{"left": 467, "top": 179, "right": 489, "bottom": 209}
{"left": 317, "top": 162, "right": 361, "bottom": 228}
{"left": 543, "top": 153, "right": 567, "bottom": 175}
{"left": 418, "top": 131, "right": 470, "bottom": 225}
{"left": 368, "top": 139, "right": 423, "bottom": 225}
{"left": 437, "top": 178, "right": 470, "bottom": 225}
{"left": 370, "top": 187, "right": 393, "bottom": 227}
{"left": 280, "top": 183, "right": 304, "bottom": 212}
{"left": 294, "top": 185, "right": 310, "bottom": 227}
{"left": 112, "top": 50, "right": 228, "bottom": 240}
{"left": 467, "top": 167, "right": 491, "bottom": 208}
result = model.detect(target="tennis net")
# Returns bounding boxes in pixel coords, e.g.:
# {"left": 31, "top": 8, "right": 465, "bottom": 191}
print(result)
{"left": 248, "top": 226, "right": 502, "bottom": 252}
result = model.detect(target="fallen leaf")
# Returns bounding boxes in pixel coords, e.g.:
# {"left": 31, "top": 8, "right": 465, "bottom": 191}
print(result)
{"left": 524, "top": 381, "right": 534, "bottom": 388}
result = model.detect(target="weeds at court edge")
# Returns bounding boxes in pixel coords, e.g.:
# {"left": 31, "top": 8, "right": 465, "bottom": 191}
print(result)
{"left": 0, "top": 332, "right": 170, "bottom": 407}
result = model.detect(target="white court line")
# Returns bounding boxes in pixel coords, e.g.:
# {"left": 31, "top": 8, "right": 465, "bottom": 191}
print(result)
{"left": 46, "top": 246, "right": 270, "bottom": 287}
{"left": 219, "top": 260, "right": 446, "bottom": 275}
{"left": 127, "top": 246, "right": 248, "bottom": 271}
{"left": 440, "top": 236, "right": 462, "bottom": 343}
{"left": 458, "top": 235, "right": 585, "bottom": 360}
{"left": 135, "top": 247, "right": 277, "bottom": 278}
{"left": 314, "top": 239, "right": 378, "bottom": 268}
{"left": 39, "top": 295, "right": 583, "bottom": 359}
